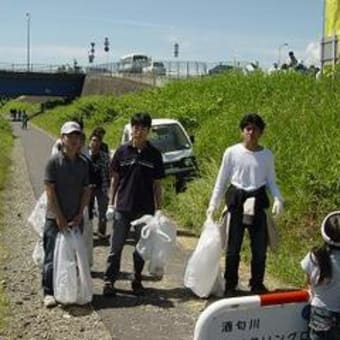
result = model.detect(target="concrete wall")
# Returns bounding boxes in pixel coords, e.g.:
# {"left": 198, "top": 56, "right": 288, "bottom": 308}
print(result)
{"left": 81, "top": 74, "right": 154, "bottom": 96}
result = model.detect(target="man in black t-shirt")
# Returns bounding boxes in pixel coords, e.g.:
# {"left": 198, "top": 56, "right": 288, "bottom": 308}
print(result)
{"left": 103, "top": 113, "right": 165, "bottom": 296}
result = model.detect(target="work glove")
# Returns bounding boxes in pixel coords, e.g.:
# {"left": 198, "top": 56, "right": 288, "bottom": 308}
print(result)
{"left": 272, "top": 198, "right": 284, "bottom": 216}
{"left": 206, "top": 206, "right": 215, "bottom": 221}
{"left": 154, "top": 209, "right": 162, "bottom": 219}
{"left": 106, "top": 205, "right": 115, "bottom": 221}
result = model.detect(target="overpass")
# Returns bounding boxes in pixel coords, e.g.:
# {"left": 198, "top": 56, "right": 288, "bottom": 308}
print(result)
{"left": 0, "top": 70, "right": 85, "bottom": 99}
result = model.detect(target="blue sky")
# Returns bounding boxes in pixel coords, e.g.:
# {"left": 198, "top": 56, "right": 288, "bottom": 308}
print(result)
{"left": 0, "top": 0, "right": 324, "bottom": 68}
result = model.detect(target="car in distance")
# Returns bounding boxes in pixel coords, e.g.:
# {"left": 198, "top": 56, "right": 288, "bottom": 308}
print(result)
{"left": 208, "top": 64, "right": 234, "bottom": 75}
{"left": 118, "top": 53, "right": 150, "bottom": 73}
{"left": 143, "top": 61, "right": 166, "bottom": 76}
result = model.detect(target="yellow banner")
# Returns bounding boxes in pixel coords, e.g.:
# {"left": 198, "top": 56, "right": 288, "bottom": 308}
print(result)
{"left": 325, "top": 0, "right": 340, "bottom": 36}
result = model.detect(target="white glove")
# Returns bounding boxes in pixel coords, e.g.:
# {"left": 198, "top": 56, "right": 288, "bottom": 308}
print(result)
{"left": 106, "top": 205, "right": 115, "bottom": 221}
{"left": 154, "top": 209, "right": 162, "bottom": 219}
{"left": 206, "top": 206, "right": 215, "bottom": 220}
{"left": 272, "top": 198, "right": 284, "bottom": 216}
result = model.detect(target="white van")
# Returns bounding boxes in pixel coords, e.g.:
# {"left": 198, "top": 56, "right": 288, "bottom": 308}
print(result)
{"left": 121, "top": 118, "right": 198, "bottom": 192}
{"left": 118, "top": 53, "right": 150, "bottom": 73}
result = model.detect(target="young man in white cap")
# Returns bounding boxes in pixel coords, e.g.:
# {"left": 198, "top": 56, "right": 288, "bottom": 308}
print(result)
{"left": 42, "top": 121, "right": 91, "bottom": 307}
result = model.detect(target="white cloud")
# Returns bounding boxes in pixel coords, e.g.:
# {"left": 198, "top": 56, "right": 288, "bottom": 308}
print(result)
{"left": 304, "top": 41, "right": 320, "bottom": 66}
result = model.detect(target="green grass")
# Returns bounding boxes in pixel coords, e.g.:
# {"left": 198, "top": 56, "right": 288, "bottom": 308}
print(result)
{"left": 24, "top": 70, "right": 340, "bottom": 286}
{"left": 0, "top": 116, "right": 13, "bottom": 331}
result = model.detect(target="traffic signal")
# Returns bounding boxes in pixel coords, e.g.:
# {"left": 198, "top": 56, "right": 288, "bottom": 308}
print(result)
{"left": 104, "top": 37, "right": 110, "bottom": 52}
{"left": 174, "top": 43, "right": 179, "bottom": 58}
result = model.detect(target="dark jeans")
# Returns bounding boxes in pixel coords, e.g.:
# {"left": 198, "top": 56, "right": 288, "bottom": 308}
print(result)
{"left": 104, "top": 210, "right": 145, "bottom": 283}
{"left": 88, "top": 187, "right": 109, "bottom": 233}
{"left": 225, "top": 209, "right": 268, "bottom": 289}
{"left": 42, "top": 219, "right": 59, "bottom": 295}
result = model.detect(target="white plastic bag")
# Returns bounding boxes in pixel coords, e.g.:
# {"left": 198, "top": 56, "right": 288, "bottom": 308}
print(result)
{"left": 70, "top": 228, "right": 93, "bottom": 304}
{"left": 148, "top": 212, "right": 176, "bottom": 276}
{"left": 53, "top": 229, "right": 78, "bottom": 304}
{"left": 184, "top": 218, "right": 223, "bottom": 298}
{"left": 82, "top": 207, "right": 93, "bottom": 267}
{"left": 133, "top": 215, "right": 156, "bottom": 260}
{"left": 28, "top": 191, "right": 47, "bottom": 237}
{"left": 133, "top": 212, "right": 177, "bottom": 276}
{"left": 32, "top": 239, "right": 44, "bottom": 268}
{"left": 53, "top": 227, "right": 93, "bottom": 305}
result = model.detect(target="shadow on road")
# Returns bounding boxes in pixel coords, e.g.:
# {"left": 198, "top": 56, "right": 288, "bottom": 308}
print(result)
{"left": 92, "top": 285, "right": 201, "bottom": 311}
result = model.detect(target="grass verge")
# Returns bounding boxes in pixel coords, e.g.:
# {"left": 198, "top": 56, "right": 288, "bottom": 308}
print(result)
{"left": 0, "top": 116, "right": 14, "bottom": 331}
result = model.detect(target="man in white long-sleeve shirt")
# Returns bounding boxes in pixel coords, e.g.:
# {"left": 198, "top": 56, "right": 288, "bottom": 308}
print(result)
{"left": 207, "top": 113, "right": 284, "bottom": 297}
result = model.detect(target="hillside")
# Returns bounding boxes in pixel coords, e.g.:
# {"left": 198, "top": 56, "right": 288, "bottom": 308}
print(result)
{"left": 5, "top": 70, "right": 340, "bottom": 286}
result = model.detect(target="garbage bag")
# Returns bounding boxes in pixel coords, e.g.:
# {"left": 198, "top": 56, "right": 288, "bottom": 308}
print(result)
{"left": 32, "top": 239, "right": 44, "bottom": 268}
{"left": 132, "top": 214, "right": 156, "bottom": 261}
{"left": 82, "top": 207, "right": 93, "bottom": 267}
{"left": 53, "top": 227, "right": 93, "bottom": 305}
{"left": 28, "top": 191, "right": 47, "bottom": 237}
{"left": 133, "top": 212, "right": 176, "bottom": 276}
{"left": 184, "top": 218, "right": 223, "bottom": 298}
{"left": 148, "top": 212, "right": 176, "bottom": 276}
{"left": 70, "top": 227, "right": 93, "bottom": 304}
{"left": 53, "top": 229, "right": 78, "bottom": 304}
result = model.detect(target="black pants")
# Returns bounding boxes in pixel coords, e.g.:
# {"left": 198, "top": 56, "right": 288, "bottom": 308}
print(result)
{"left": 225, "top": 209, "right": 268, "bottom": 289}
{"left": 104, "top": 210, "right": 145, "bottom": 283}
{"left": 42, "top": 219, "right": 59, "bottom": 295}
{"left": 88, "top": 187, "right": 109, "bottom": 234}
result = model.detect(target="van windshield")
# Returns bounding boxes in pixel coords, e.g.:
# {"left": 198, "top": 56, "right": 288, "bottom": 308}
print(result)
{"left": 148, "top": 124, "right": 191, "bottom": 153}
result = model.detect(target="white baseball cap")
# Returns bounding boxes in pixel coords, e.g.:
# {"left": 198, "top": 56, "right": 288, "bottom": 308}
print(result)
{"left": 60, "top": 121, "right": 82, "bottom": 135}
{"left": 321, "top": 211, "right": 340, "bottom": 247}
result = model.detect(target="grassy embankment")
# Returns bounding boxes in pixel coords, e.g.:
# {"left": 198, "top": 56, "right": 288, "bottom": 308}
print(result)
{"left": 15, "top": 70, "right": 340, "bottom": 287}
{"left": 0, "top": 115, "right": 13, "bottom": 331}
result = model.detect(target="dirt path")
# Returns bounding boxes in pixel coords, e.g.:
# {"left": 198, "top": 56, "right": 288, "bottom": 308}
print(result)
{"left": 0, "top": 121, "right": 291, "bottom": 340}
{"left": 0, "top": 123, "right": 111, "bottom": 339}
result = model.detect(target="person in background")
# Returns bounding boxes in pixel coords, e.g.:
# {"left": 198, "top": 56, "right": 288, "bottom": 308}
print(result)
{"left": 88, "top": 131, "right": 111, "bottom": 239}
{"left": 301, "top": 211, "right": 340, "bottom": 340}
{"left": 92, "top": 126, "right": 110, "bottom": 155}
{"left": 42, "top": 121, "right": 90, "bottom": 308}
{"left": 21, "top": 110, "right": 28, "bottom": 129}
{"left": 103, "top": 112, "right": 165, "bottom": 296}
{"left": 206, "top": 113, "right": 284, "bottom": 297}
{"left": 287, "top": 51, "right": 298, "bottom": 69}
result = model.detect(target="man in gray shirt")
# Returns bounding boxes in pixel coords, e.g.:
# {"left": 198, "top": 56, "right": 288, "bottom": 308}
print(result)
{"left": 42, "top": 121, "right": 90, "bottom": 308}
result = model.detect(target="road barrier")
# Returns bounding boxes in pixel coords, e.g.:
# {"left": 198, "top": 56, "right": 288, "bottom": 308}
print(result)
{"left": 194, "top": 290, "right": 310, "bottom": 340}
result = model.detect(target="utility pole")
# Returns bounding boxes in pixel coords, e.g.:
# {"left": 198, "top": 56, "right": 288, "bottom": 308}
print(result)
{"left": 26, "top": 12, "right": 31, "bottom": 72}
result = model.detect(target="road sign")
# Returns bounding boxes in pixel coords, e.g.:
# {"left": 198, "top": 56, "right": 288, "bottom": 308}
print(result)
{"left": 194, "top": 290, "right": 310, "bottom": 340}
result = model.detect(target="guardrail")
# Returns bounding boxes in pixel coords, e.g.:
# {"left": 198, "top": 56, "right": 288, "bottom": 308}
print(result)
{"left": 0, "top": 59, "right": 254, "bottom": 88}
{"left": 0, "top": 63, "right": 83, "bottom": 74}
{"left": 87, "top": 60, "right": 252, "bottom": 78}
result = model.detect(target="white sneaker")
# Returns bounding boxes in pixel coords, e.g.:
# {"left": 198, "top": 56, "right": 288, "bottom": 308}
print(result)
{"left": 44, "top": 295, "right": 57, "bottom": 308}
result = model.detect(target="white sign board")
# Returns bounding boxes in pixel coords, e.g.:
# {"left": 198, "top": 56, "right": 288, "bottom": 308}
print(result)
{"left": 194, "top": 292, "right": 310, "bottom": 340}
